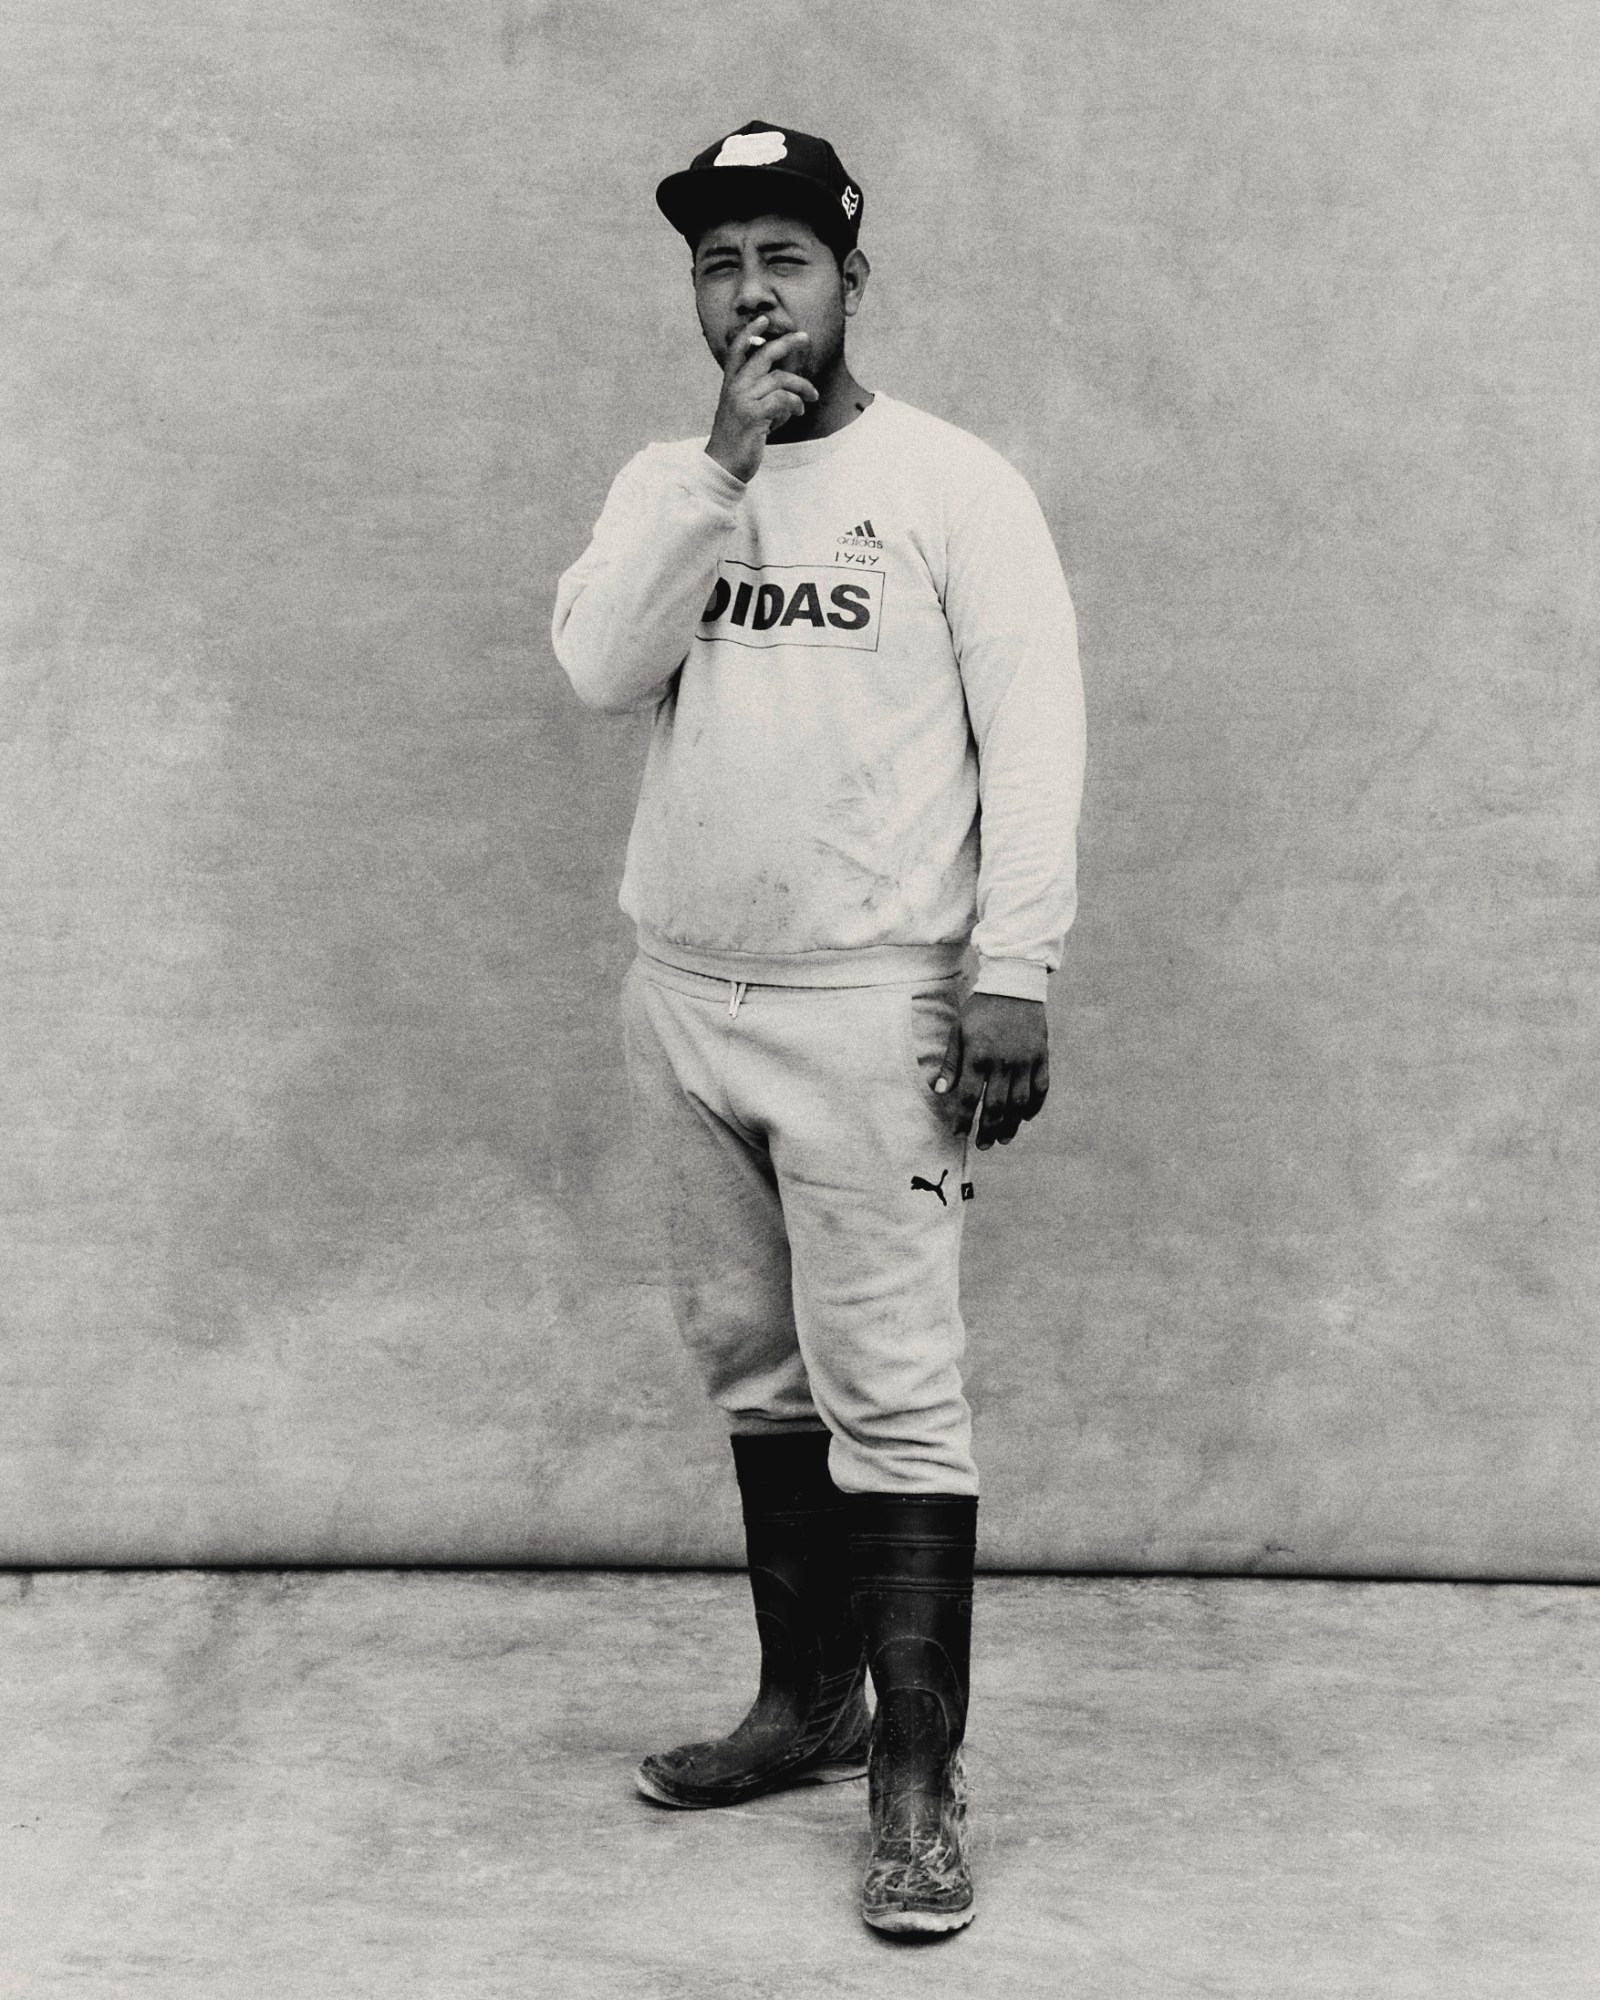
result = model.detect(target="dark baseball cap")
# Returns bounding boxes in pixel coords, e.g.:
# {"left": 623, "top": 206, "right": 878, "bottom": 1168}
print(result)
{"left": 656, "top": 120, "right": 864, "bottom": 255}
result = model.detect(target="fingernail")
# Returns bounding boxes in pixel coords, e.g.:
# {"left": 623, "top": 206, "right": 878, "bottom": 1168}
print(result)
{"left": 933, "top": 1078, "right": 949, "bottom": 1094}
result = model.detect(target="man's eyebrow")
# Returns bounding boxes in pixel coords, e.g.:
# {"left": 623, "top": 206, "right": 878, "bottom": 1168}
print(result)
{"left": 696, "top": 234, "right": 812, "bottom": 262}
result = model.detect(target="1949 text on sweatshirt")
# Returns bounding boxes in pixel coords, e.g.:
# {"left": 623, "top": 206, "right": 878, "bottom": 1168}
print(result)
{"left": 551, "top": 394, "right": 1086, "bottom": 1002}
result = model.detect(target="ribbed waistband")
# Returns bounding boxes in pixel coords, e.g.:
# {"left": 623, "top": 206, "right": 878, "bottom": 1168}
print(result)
{"left": 634, "top": 926, "right": 967, "bottom": 991}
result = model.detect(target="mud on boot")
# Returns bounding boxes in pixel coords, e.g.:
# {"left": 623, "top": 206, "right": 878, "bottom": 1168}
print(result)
{"left": 636, "top": 1659, "right": 870, "bottom": 1808}
{"left": 860, "top": 1692, "right": 973, "bottom": 1933}
{"left": 848, "top": 1491, "right": 978, "bottom": 1936}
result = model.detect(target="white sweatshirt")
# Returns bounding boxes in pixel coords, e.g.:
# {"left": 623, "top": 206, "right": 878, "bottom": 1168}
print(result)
{"left": 552, "top": 393, "right": 1085, "bottom": 1002}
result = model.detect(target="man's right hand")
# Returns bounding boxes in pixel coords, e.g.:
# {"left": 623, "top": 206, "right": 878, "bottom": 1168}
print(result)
{"left": 705, "top": 317, "right": 818, "bottom": 482}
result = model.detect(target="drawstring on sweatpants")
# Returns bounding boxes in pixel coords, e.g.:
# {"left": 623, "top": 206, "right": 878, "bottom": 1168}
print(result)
{"left": 727, "top": 979, "right": 749, "bottom": 1019}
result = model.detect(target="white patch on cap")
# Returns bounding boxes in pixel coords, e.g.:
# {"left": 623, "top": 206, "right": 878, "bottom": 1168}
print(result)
{"left": 841, "top": 185, "right": 859, "bottom": 219}
{"left": 714, "top": 129, "right": 788, "bottom": 167}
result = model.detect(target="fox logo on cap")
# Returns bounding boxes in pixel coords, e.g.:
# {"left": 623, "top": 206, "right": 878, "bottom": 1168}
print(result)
{"left": 714, "top": 128, "right": 788, "bottom": 167}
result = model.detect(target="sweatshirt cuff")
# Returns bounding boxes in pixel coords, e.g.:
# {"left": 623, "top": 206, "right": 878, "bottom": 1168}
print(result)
{"left": 972, "top": 958, "right": 1049, "bottom": 1003}
{"left": 692, "top": 450, "right": 752, "bottom": 507}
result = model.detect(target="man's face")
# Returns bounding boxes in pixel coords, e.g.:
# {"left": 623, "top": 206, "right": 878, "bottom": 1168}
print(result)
{"left": 692, "top": 213, "right": 864, "bottom": 377}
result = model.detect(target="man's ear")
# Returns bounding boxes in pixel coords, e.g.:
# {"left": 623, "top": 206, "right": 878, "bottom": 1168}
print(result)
{"left": 842, "top": 246, "right": 870, "bottom": 318}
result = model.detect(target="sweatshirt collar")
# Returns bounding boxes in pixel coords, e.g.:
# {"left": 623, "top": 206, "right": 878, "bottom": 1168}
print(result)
{"left": 758, "top": 393, "right": 885, "bottom": 472}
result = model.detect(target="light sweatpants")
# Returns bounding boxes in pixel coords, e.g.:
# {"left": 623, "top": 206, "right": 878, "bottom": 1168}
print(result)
{"left": 620, "top": 952, "right": 978, "bottom": 1496}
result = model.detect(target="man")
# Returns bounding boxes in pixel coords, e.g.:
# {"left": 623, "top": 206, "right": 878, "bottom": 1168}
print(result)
{"left": 552, "top": 120, "right": 1085, "bottom": 1936}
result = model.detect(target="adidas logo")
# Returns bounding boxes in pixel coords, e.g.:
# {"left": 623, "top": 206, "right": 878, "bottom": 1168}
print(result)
{"left": 836, "top": 518, "right": 883, "bottom": 550}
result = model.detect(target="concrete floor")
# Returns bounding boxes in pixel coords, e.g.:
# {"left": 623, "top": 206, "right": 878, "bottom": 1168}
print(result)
{"left": 1, "top": 1574, "right": 1596, "bottom": 1998}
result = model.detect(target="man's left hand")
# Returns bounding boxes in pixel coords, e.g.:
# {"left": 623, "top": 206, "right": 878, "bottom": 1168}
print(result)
{"left": 932, "top": 992, "right": 1050, "bottom": 1148}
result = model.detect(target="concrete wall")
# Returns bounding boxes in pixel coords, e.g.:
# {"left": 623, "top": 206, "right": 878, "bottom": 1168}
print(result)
{"left": 3, "top": 1, "right": 1595, "bottom": 1573}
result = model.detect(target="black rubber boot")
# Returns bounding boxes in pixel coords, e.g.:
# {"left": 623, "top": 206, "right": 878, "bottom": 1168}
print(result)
{"left": 636, "top": 1430, "right": 871, "bottom": 1808}
{"left": 848, "top": 1492, "right": 978, "bottom": 1935}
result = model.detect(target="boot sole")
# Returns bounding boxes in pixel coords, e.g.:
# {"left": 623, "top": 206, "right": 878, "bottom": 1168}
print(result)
{"left": 862, "top": 1901, "right": 976, "bottom": 1936}
{"left": 635, "top": 1757, "right": 869, "bottom": 1809}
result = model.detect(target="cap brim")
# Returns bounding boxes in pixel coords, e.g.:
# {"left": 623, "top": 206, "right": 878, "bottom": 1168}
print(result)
{"left": 655, "top": 166, "right": 851, "bottom": 250}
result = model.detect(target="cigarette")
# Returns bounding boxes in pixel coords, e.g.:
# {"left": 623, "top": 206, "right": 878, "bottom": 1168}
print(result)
{"left": 748, "top": 334, "right": 765, "bottom": 347}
